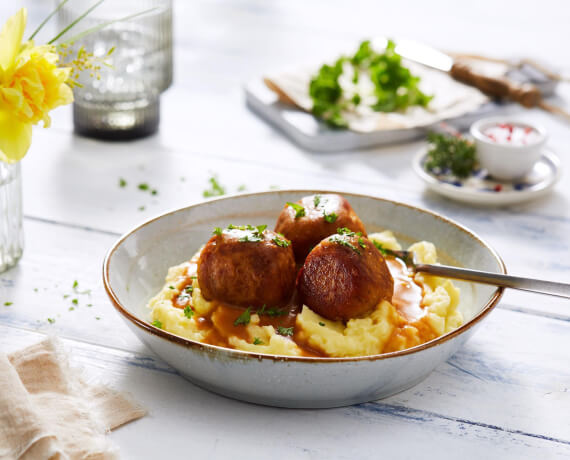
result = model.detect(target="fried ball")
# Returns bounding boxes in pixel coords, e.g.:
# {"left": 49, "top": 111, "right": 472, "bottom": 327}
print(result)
{"left": 274, "top": 194, "right": 367, "bottom": 263}
{"left": 197, "top": 225, "right": 296, "bottom": 308}
{"left": 297, "top": 230, "right": 394, "bottom": 321}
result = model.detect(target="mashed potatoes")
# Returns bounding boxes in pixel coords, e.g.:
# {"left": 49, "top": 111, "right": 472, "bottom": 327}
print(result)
{"left": 149, "top": 231, "right": 463, "bottom": 358}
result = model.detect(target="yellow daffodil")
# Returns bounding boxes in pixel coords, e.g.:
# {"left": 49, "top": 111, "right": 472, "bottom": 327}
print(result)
{"left": 0, "top": 8, "right": 73, "bottom": 163}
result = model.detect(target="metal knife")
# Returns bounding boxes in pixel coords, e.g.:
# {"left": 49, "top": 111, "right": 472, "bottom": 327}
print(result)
{"left": 372, "top": 37, "right": 542, "bottom": 108}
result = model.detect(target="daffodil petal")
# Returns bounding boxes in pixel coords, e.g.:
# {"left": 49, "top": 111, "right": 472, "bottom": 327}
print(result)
{"left": 0, "top": 8, "right": 27, "bottom": 72}
{"left": 0, "top": 109, "right": 32, "bottom": 163}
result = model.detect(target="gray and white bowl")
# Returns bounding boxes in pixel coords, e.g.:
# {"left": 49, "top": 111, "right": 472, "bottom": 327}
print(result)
{"left": 103, "top": 190, "right": 505, "bottom": 408}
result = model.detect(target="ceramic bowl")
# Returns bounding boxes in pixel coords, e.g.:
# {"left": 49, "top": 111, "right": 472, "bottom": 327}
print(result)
{"left": 470, "top": 117, "right": 547, "bottom": 180}
{"left": 103, "top": 190, "right": 505, "bottom": 408}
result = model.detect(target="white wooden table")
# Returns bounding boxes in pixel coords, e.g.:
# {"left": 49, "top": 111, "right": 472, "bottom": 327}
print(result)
{"left": 2, "top": 1, "right": 569, "bottom": 458}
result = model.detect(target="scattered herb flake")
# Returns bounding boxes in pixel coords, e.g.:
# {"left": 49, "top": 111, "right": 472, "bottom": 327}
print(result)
{"left": 286, "top": 202, "right": 305, "bottom": 219}
{"left": 203, "top": 176, "right": 226, "bottom": 198}
{"left": 234, "top": 307, "right": 252, "bottom": 326}
{"left": 152, "top": 319, "right": 163, "bottom": 328}
{"left": 277, "top": 326, "right": 294, "bottom": 336}
{"left": 237, "top": 184, "right": 247, "bottom": 192}
{"left": 256, "top": 224, "right": 267, "bottom": 233}
{"left": 95, "top": 316, "right": 101, "bottom": 320}
{"left": 323, "top": 212, "right": 338, "bottom": 223}
{"left": 47, "top": 318, "right": 56, "bottom": 324}
{"left": 168, "top": 285, "right": 175, "bottom": 290}
{"left": 33, "top": 288, "right": 38, "bottom": 292}
{"left": 71, "top": 298, "right": 78, "bottom": 305}
{"left": 138, "top": 183, "right": 149, "bottom": 191}
{"left": 119, "top": 178, "right": 127, "bottom": 188}
{"left": 63, "top": 294, "right": 70, "bottom": 299}
{"left": 138, "top": 206, "right": 145, "bottom": 212}
{"left": 73, "top": 280, "right": 78, "bottom": 289}
{"left": 319, "top": 321, "right": 325, "bottom": 327}
{"left": 151, "top": 189, "right": 158, "bottom": 196}
{"left": 87, "top": 303, "right": 93, "bottom": 307}
{"left": 372, "top": 240, "right": 387, "bottom": 255}
{"left": 183, "top": 306, "right": 194, "bottom": 319}
{"left": 69, "top": 306, "right": 75, "bottom": 311}
{"left": 272, "top": 236, "right": 290, "bottom": 248}
{"left": 185, "top": 285, "right": 194, "bottom": 294}
{"left": 4, "top": 301, "right": 12, "bottom": 306}
{"left": 313, "top": 194, "right": 321, "bottom": 208}
{"left": 253, "top": 337, "right": 264, "bottom": 345}
{"left": 213, "top": 227, "right": 223, "bottom": 236}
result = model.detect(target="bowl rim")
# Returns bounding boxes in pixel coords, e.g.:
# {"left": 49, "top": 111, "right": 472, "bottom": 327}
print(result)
{"left": 470, "top": 116, "right": 547, "bottom": 150}
{"left": 102, "top": 189, "right": 506, "bottom": 363}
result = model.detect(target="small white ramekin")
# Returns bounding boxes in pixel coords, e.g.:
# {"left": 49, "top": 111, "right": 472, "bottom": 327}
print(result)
{"left": 470, "top": 117, "right": 547, "bottom": 181}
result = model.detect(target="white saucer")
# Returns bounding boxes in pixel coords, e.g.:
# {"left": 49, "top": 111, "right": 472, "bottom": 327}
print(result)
{"left": 413, "top": 147, "right": 561, "bottom": 206}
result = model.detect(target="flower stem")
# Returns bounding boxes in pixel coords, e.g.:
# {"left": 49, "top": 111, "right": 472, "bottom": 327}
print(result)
{"left": 29, "top": 0, "right": 71, "bottom": 41}
{"left": 48, "top": 0, "right": 105, "bottom": 45}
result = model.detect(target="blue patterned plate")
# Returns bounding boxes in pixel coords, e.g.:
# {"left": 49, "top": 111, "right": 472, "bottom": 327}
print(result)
{"left": 413, "top": 147, "right": 561, "bottom": 206}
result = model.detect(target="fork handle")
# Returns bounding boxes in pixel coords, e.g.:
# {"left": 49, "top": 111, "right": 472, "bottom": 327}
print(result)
{"left": 415, "top": 264, "right": 570, "bottom": 299}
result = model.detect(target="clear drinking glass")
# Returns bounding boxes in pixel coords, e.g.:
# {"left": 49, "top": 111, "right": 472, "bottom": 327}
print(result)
{"left": 0, "top": 162, "right": 24, "bottom": 273}
{"left": 58, "top": 0, "right": 173, "bottom": 139}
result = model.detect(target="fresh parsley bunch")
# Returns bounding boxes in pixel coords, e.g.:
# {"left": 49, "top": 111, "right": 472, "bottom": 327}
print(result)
{"left": 309, "top": 39, "right": 433, "bottom": 128}
{"left": 424, "top": 132, "right": 477, "bottom": 178}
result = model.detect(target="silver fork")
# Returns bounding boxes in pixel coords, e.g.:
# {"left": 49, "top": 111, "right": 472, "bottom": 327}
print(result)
{"left": 385, "top": 249, "right": 570, "bottom": 299}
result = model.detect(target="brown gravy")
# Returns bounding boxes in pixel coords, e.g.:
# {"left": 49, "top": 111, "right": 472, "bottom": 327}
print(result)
{"left": 171, "top": 256, "right": 430, "bottom": 356}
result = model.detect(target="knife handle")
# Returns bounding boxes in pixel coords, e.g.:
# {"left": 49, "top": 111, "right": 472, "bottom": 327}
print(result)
{"left": 450, "top": 62, "right": 542, "bottom": 108}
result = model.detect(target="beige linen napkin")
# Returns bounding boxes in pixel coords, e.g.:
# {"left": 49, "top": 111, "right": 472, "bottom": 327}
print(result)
{"left": 0, "top": 338, "right": 146, "bottom": 460}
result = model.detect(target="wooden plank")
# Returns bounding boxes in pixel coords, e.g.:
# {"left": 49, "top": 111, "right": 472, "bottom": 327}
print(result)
{"left": 0, "top": 324, "right": 568, "bottom": 459}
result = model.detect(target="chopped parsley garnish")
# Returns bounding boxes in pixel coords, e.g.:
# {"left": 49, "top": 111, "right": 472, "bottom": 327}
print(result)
{"left": 329, "top": 228, "right": 363, "bottom": 254}
{"left": 286, "top": 202, "right": 305, "bottom": 219}
{"left": 72, "top": 280, "right": 78, "bottom": 289}
{"left": 237, "top": 184, "right": 247, "bottom": 192}
{"left": 152, "top": 319, "right": 163, "bottom": 328}
{"left": 69, "top": 306, "right": 75, "bottom": 311}
{"left": 212, "top": 227, "right": 223, "bottom": 236}
{"left": 313, "top": 194, "right": 321, "bottom": 208}
{"left": 71, "top": 298, "right": 78, "bottom": 305}
{"left": 256, "top": 225, "right": 267, "bottom": 233}
{"left": 253, "top": 337, "right": 264, "bottom": 345}
{"left": 151, "top": 189, "right": 158, "bottom": 196}
{"left": 234, "top": 307, "right": 251, "bottom": 326}
{"left": 138, "top": 206, "right": 145, "bottom": 212}
{"left": 323, "top": 212, "right": 338, "bottom": 223}
{"left": 309, "top": 39, "right": 432, "bottom": 128}
{"left": 424, "top": 132, "right": 477, "bottom": 178}
{"left": 185, "top": 285, "right": 194, "bottom": 294}
{"left": 138, "top": 183, "right": 149, "bottom": 191}
{"left": 372, "top": 240, "right": 387, "bottom": 255}
{"left": 277, "top": 326, "right": 294, "bottom": 336}
{"left": 183, "top": 306, "right": 194, "bottom": 319}
{"left": 203, "top": 176, "right": 226, "bottom": 198}
{"left": 95, "top": 316, "right": 101, "bottom": 320}
{"left": 4, "top": 301, "right": 12, "bottom": 306}
{"left": 119, "top": 178, "right": 127, "bottom": 188}
{"left": 258, "top": 305, "right": 288, "bottom": 317}
{"left": 47, "top": 318, "right": 55, "bottom": 324}
{"left": 319, "top": 321, "right": 325, "bottom": 327}
{"left": 272, "top": 236, "right": 290, "bottom": 248}
{"left": 168, "top": 285, "right": 175, "bottom": 290}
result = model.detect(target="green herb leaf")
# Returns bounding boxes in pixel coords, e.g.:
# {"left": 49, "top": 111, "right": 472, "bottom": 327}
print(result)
{"left": 212, "top": 227, "right": 223, "bottom": 236}
{"left": 424, "top": 132, "right": 477, "bottom": 178}
{"left": 234, "top": 307, "right": 252, "bottom": 326}
{"left": 151, "top": 189, "right": 158, "bottom": 196}
{"left": 185, "top": 285, "right": 194, "bottom": 294}
{"left": 372, "top": 240, "right": 387, "bottom": 255}
{"left": 323, "top": 212, "right": 338, "bottom": 223}
{"left": 138, "top": 183, "right": 149, "bottom": 191}
{"left": 286, "top": 202, "right": 306, "bottom": 218}
{"left": 47, "top": 318, "right": 56, "bottom": 324}
{"left": 277, "top": 326, "right": 294, "bottom": 336}
{"left": 313, "top": 194, "right": 321, "bottom": 208}
{"left": 272, "top": 236, "right": 290, "bottom": 248}
{"left": 4, "top": 301, "right": 12, "bottom": 306}
{"left": 71, "top": 298, "right": 78, "bottom": 305}
{"left": 152, "top": 319, "right": 163, "bottom": 328}
{"left": 118, "top": 178, "right": 127, "bottom": 188}
{"left": 256, "top": 225, "right": 267, "bottom": 233}
{"left": 168, "top": 285, "right": 175, "bottom": 290}
{"left": 203, "top": 176, "right": 226, "bottom": 198}
{"left": 319, "top": 321, "right": 325, "bottom": 326}
{"left": 253, "top": 337, "right": 264, "bottom": 345}
{"left": 72, "top": 280, "right": 78, "bottom": 289}
{"left": 183, "top": 306, "right": 194, "bottom": 319}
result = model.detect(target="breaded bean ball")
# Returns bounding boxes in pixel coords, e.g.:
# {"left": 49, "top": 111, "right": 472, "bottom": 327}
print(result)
{"left": 197, "top": 225, "right": 296, "bottom": 308}
{"left": 297, "top": 229, "right": 394, "bottom": 321}
{"left": 274, "top": 194, "right": 367, "bottom": 263}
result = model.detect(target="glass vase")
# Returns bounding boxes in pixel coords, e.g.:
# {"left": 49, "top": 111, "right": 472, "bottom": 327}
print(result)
{"left": 0, "top": 161, "right": 24, "bottom": 273}
{"left": 57, "top": 0, "right": 173, "bottom": 140}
